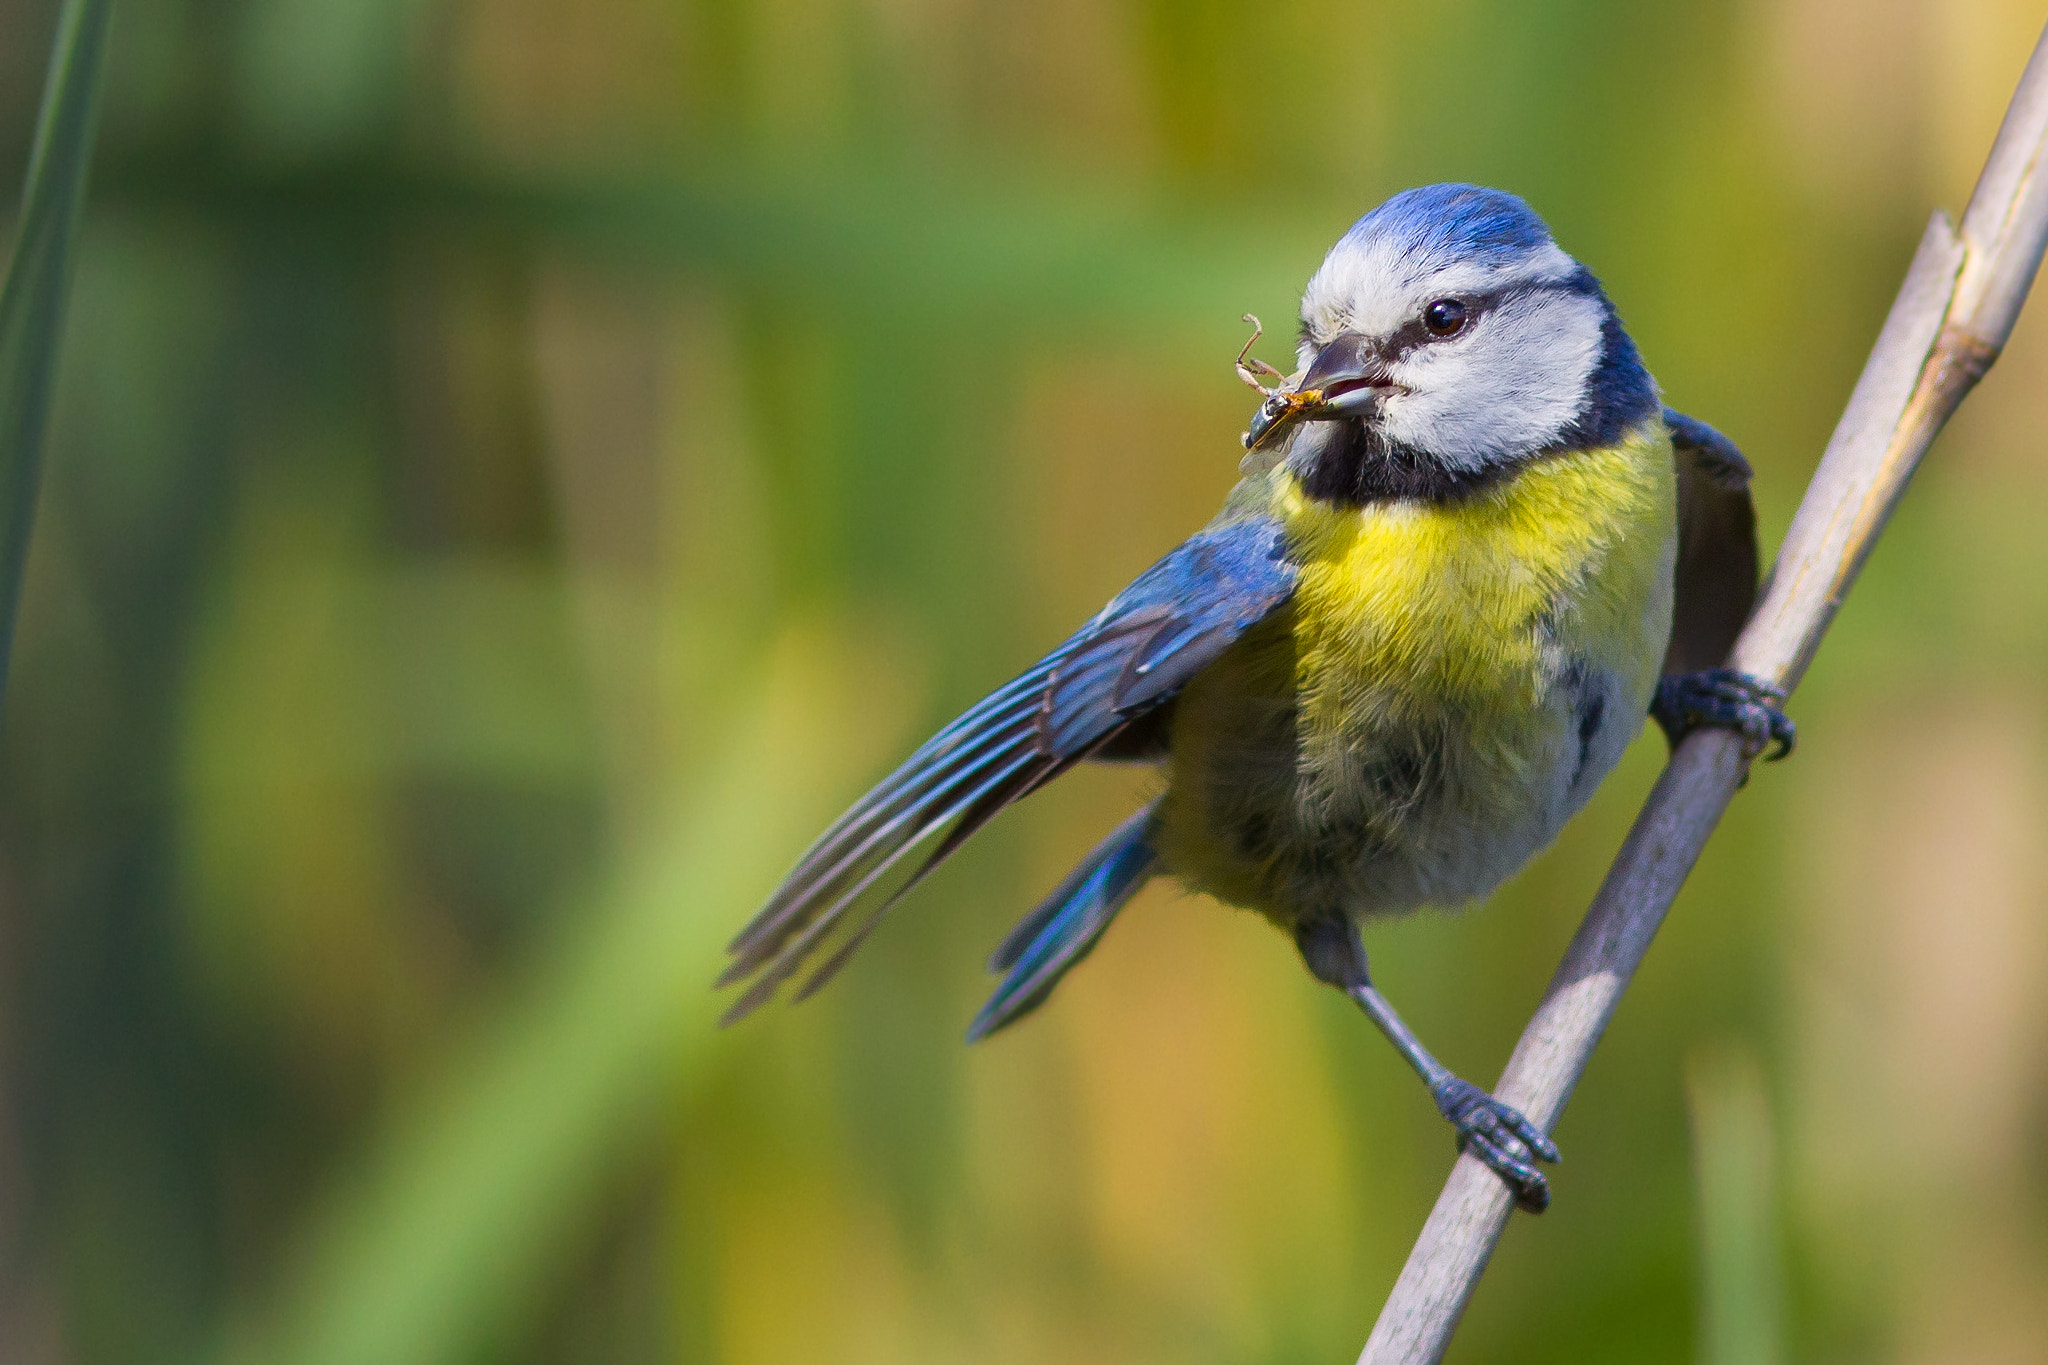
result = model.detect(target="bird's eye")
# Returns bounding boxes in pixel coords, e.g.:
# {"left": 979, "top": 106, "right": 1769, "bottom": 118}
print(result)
{"left": 1422, "top": 298, "right": 1469, "bottom": 337}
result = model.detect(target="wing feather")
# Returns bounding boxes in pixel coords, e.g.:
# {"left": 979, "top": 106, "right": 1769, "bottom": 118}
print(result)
{"left": 721, "top": 516, "right": 1296, "bottom": 1019}
{"left": 1663, "top": 407, "right": 1760, "bottom": 675}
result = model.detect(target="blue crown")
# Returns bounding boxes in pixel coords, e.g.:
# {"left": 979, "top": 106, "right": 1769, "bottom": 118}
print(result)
{"left": 1338, "top": 184, "right": 1554, "bottom": 269}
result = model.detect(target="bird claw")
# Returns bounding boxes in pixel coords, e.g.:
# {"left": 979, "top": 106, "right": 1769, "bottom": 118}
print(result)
{"left": 1431, "top": 1076, "right": 1558, "bottom": 1214}
{"left": 1651, "top": 668, "right": 1796, "bottom": 762}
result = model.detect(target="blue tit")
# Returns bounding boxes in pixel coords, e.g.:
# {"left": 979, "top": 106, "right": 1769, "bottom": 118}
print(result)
{"left": 721, "top": 184, "right": 1792, "bottom": 1212}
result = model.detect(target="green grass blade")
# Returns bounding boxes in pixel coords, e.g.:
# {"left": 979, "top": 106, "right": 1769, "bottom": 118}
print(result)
{"left": 1687, "top": 1046, "right": 1786, "bottom": 1365}
{"left": 0, "top": 0, "right": 114, "bottom": 695}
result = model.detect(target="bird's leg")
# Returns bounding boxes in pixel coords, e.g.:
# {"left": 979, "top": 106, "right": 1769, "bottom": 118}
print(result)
{"left": 1347, "top": 982, "right": 1559, "bottom": 1213}
{"left": 1296, "top": 917, "right": 1559, "bottom": 1213}
{"left": 1651, "top": 668, "right": 1795, "bottom": 761}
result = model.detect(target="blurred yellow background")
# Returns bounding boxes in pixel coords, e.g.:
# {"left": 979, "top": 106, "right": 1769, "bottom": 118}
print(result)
{"left": 2, "top": 1, "right": 2047, "bottom": 1362}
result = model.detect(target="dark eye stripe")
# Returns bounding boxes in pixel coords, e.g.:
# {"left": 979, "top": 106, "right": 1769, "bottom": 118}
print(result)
{"left": 1303, "top": 271, "right": 1587, "bottom": 353}
{"left": 1385, "top": 291, "right": 1498, "bottom": 353}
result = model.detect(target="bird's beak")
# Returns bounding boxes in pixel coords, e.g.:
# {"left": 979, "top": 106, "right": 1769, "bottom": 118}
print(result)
{"left": 1297, "top": 333, "right": 1391, "bottom": 416}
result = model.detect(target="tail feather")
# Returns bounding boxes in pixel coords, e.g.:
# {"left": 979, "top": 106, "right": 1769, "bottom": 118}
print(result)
{"left": 966, "top": 800, "right": 1160, "bottom": 1042}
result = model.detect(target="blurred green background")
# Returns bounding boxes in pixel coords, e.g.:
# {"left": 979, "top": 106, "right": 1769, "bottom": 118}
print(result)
{"left": 2, "top": 1, "right": 2047, "bottom": 1362}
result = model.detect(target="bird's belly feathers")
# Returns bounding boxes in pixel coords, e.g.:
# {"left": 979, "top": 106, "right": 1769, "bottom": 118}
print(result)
{"left": 1157, "top": 424, "right": 1677, "bottom": 924}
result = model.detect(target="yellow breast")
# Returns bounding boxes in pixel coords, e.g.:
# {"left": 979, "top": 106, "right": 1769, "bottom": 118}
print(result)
{"left": 1155, "top": 421, "right": 1677, "bottom": 922}
{"left": 1277, "top": 421, "right": 1677, "bottom": 737}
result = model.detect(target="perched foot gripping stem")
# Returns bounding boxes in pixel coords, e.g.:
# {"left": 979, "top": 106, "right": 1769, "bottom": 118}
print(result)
{"left": 1652, "top": 668, "right": 1795, "bottom": 761}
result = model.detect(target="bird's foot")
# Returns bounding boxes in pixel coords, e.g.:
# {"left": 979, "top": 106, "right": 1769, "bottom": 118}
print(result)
{"left": 1430, "top": 1076, "right": 1559, "bottom": 1214}
{"left": 1652, "top": 668, "right": 1795, "bottom": 761}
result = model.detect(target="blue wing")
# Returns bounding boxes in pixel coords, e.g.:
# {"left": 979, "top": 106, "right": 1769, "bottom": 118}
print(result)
{"left": 720, "top": 515, "right": 1298, "bottom": 1021}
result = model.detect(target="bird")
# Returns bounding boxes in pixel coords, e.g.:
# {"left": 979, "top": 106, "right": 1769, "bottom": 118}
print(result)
{"left": 719, "top": 183, "right": 1792, "bottom": 1212}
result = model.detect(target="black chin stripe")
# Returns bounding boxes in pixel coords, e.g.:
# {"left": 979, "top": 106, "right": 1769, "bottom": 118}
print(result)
{"left": 1288, "top": 420, "right": 1526, "bottom": 506}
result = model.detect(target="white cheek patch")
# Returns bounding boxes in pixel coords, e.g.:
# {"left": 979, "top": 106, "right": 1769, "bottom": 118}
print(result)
{"left": 1379, "top": 289, "right": 1605, "bottom": 469}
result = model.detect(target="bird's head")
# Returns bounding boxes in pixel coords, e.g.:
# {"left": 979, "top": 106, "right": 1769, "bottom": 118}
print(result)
{"left": 1260, "top": 184, "right": 1657, "bottom": 502}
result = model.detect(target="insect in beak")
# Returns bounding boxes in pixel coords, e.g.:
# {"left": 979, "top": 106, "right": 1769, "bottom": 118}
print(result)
{"left": 1235, "top": 315, "right": 1327, "bottom": 452}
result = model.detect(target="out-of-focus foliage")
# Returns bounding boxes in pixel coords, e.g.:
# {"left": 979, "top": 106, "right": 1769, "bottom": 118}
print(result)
{"left": 1, "top": 2, "right": 2046, "bottom": 1363}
